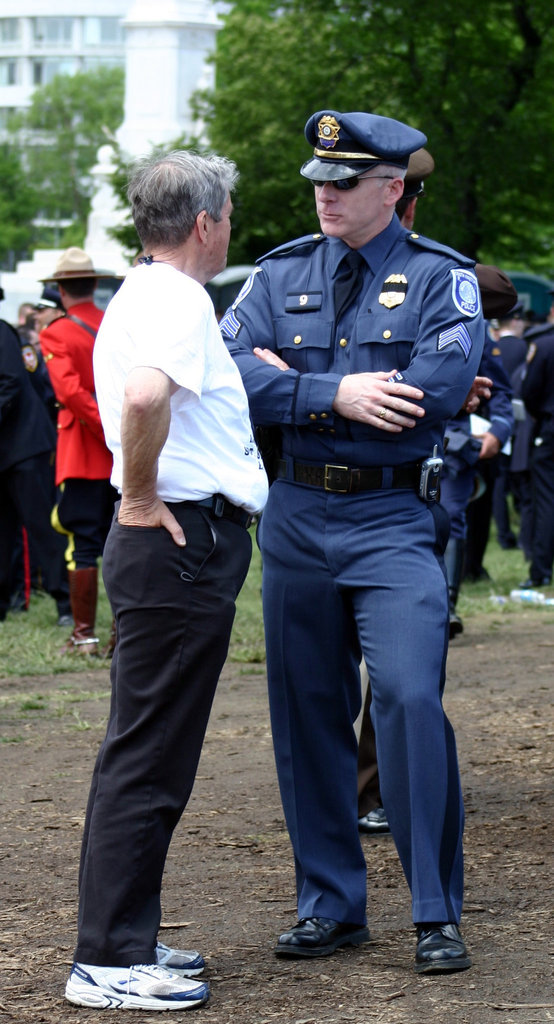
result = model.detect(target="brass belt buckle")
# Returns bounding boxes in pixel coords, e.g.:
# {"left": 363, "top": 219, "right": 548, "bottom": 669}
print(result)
{"left": 324, "top": 464, "right": 350, "bottom": 493}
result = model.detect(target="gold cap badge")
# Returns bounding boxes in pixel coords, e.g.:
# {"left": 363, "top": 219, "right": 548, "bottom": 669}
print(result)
{"left": 318, "top": 115, "right": 340, "bottom": 150}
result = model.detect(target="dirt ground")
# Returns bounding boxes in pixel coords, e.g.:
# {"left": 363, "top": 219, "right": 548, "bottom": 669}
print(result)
{"left": 1, "top": 611, "right": 553, "bottom": 1024}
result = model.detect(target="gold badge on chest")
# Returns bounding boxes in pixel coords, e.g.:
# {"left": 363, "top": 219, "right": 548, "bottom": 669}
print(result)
{"left": 379, "top": 274, "right": 408, "bottom": 309}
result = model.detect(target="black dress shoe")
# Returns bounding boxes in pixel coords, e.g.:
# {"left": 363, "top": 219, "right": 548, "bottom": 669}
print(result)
{"left": 449, "top": 608, "right": 463, "bottom": 639}
{"left": 358, "top": 807, "right": 390, "bottom": 834}
{"left": 519, "top": 577, "right": 551, "bottom": 588}
{"left": 414, "top": 922, "right": 471, "bottom": 974}
{"left": 275, "top": 917, "right": 370, "bottom": 959}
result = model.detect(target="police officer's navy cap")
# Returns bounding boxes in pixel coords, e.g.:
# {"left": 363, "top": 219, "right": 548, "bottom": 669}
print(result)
{"left": 35, "top": 284, "right": 64, "bottom": 310}
{"left": 301, "top": 110, "right": 427, "bottom": 182}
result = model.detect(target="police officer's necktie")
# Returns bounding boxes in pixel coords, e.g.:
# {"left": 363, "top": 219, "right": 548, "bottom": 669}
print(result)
{"left": 333, "top": 249, "right": 365, "bottom": 322}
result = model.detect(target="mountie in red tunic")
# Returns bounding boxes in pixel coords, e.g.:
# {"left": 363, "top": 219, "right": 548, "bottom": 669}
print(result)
{"left": 40, "top": 302, "right": 113, "bottom": 486}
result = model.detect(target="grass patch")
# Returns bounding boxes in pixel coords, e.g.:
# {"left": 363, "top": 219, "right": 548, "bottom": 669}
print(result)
{"left": 1, "top": 520, "right": 552, "bottom": 679}
{"left": 457, "top": 519, "right": 554, "bottom": 623}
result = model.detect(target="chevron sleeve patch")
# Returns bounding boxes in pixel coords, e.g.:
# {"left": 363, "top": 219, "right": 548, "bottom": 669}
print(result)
{"left": 437, "top": 322, "right": 473, "bottom": 359}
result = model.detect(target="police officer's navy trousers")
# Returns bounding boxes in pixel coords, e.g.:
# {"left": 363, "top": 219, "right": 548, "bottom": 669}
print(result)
{"left": 259, "top": 480, "right": 464, "bottom": 926}
{"left": 74, "top": 505, "right": 251, "bottom": 966}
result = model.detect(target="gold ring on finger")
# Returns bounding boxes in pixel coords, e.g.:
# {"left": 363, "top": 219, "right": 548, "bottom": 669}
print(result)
{"left": 379, "top": 406, "right": 387, "bottom": 419}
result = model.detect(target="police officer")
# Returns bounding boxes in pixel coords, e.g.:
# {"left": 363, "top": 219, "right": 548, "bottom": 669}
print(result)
{"left": 221, "top": 110, "right": 485, "bottom": 974}
{"left": 519, "top": 291, "right": 554, "bottom": 586}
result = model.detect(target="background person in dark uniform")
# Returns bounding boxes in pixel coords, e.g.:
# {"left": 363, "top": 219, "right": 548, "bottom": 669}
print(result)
{"left": 519, "top": 290, "right": 554, "bottom": 587}
{"left": 491, "top": 302, "right": 528, "bottom": 551}
{"left": 221, "top": 110, "right": 485, "bottom": 974}
{"left": 445, "top": 327, "right": 514, "bottom": 613}
{"left": 40, "top": 249, "right": 117, "bottom": 654}
{"left": 0, "top": 311, "right": 71, "bottom": 624}
{"left": 357, "top": 262, "right": 515, "bottom": 836}
{"left": 7, "top": 290, "right": 71, "bottom": 621}
{"left": 357, "top": 146, "right": 435, "bottom": 837}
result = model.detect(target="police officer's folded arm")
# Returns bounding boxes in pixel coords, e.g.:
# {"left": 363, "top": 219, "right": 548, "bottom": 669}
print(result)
{"left": 388, "top": 291, "right": 485, "bottom": 424}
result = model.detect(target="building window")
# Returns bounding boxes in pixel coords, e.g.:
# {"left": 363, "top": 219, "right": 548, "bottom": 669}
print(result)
{"left": 32, "top": 18, "right": 74, "bottom": 46}
{"left": 83, "top": 17, "right": 124, "bottom": 46}
{"left": 0, "top": 18, "right": 20, "bottom": 43}
{"left": 0, "top": 59, "right": 18, "bottom": 86}
{"left": 32, "top": 58, "right": 78, "bottom": 86}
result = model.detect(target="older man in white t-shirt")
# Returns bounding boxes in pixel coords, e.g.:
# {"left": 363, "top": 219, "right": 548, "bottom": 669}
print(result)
{"left": 65, "top": 151, "right": 268, "bottom": 1013}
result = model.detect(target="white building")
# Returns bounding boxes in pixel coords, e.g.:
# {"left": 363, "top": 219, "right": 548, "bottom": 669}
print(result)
{"left": 0, "top": 2, "right": 129, "bottom": 132}
{"left": 0, "top": 1, "right": 225, "bottom": 322}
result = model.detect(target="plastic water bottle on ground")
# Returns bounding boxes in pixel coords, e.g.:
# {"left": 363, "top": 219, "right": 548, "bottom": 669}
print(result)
{"left": 510, "top": 589, "right": 546, "bottom": 604}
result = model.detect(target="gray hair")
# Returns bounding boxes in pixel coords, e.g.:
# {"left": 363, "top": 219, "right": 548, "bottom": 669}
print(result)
{"left": 369, "top": 163, "right": 407, "bottom": 183}
{"left": 127, "top": 150, "right": 239, "bottom": 249}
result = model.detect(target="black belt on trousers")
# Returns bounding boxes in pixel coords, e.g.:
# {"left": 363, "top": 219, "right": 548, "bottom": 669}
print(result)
{"left": 276, "top": 458, "right": 420, "bottom": 494}
{"left": 188, "top": 494, "right": 253, "bottom": 529}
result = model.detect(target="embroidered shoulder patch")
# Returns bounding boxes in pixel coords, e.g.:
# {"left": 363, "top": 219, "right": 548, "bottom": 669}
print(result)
{"left": 451, "top": 269, "right": 481, "bottom": 317}
{"left": 219, "top": 269, "right": 261, "bottom": 340}
{"left": 232, "top": 268, "right": 261, "bottom": 309}
{"left": 437, "top": 323, "right": 473, "bottom": 360}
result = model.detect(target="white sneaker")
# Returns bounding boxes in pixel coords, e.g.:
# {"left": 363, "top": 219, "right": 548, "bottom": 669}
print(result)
{"left": 156, "top": 940, "right": 205, "bottom": 976}
{"left": 65, "top": 962, "right": 209, "bottom": 1011}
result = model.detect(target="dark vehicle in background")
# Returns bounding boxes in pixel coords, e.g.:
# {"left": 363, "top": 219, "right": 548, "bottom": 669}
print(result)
{"left": 205, "top": 265, "right": 255, "bottom": 321}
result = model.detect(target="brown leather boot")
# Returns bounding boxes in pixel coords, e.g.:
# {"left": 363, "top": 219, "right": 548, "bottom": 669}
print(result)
{"left": 61, "top": 567, "right": 99, "bottom": 655}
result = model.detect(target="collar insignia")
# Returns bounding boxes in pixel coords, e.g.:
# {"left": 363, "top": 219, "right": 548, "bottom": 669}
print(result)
{"left": 318, "top": 115, "right": 340, "bottom": 150}
{"left": 379, "top": 274, "right": 408, "bottom": 309}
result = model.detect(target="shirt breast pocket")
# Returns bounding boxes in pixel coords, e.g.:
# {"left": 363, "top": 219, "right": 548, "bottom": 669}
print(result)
{"left": 274, "top": 315, "right": 334, "bottom": 373}
{"left": 354, "top": 311, "right": 419, "bottom": 372}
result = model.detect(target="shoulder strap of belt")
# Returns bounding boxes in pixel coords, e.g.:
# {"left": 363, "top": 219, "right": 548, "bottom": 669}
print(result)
{"left": 67, "top": 314, "right": 98, "bottom": 340}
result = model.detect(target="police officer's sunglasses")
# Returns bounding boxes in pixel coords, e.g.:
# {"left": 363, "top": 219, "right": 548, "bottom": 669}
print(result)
{"left": 311, "top": 174, "right": 397, "bottom": 191}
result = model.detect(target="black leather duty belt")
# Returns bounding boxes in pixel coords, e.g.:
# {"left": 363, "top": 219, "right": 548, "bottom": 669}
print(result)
{"left": 186, "top": 494, "right": 254, "bottom": 529}
{"left": 276, "top": 459, "right": 420, "bottom": 494}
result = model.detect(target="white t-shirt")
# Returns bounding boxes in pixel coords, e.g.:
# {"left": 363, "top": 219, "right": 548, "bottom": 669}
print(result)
{"left": 93, "top": 262, "right": 268, "bottom": 514}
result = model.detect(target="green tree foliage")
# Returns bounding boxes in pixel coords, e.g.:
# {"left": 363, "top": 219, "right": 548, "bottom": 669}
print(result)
{"left": 199, "top": 0, "right": 554, "bottom": 271}
{"left": 12, "top": 65, "right": 124, "bottom": 247}
{"left": 0, "top": 143, "right": 37, "bottom": 267}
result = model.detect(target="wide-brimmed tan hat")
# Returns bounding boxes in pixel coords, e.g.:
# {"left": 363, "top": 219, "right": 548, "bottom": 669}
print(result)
{"left": 40, "top": 247, "right": 116, "bottom": 283}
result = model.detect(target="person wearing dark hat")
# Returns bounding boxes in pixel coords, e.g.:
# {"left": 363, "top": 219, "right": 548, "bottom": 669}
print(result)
{"left": 220, "top": 110, "right": 487, "bottom": 973}
{"left": 356, "top": 147, "right": 436, "bottom": 839}
{"left": 34, "top": 284, "right": 65, "bottom": 334}
{"left": 6, "top": 284, "right": 71, "bottom": 621}
{"left": 519, "top": 289, "right": 554, "bottom": 587}
{"left": 39, "top": 247, "right": 118, "bottom": 654}
{"left": 382, "top": 151, "right": 514, "bottom": 629}
{"left": 356, "top": 261, "right": 515, "bottom": 841}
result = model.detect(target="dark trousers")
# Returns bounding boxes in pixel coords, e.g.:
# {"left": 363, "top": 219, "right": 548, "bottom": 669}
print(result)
{"left": 464, "top": 457, "right": 499, "bottom": 577}
{"left": 529, "top": 432, "right": 554, "bottom": 582}
{"left": 357, "top": 671, "right": 381, "bottom": 816}
{"left": 74, "top": 504, "right": 251, "bottom": 966}
{"left": 0, "top": 453, "right": 68, "bottom": 619}
{"left": 56, "top": 478, "right": 118, "bottom": 569}
{"left": 492, "top": 453, "right": 517, "bottom": 547}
